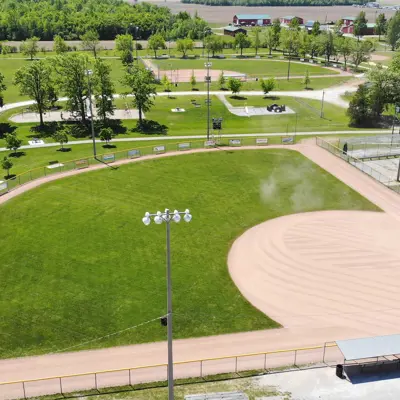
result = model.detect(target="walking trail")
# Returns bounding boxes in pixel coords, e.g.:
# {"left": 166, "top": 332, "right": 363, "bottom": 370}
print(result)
{"left": 1, "top": 142, "right": 400, "bottom": 398}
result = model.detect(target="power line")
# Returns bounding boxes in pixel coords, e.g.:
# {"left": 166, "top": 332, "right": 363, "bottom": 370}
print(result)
{"left": 51, "top": 315, "right": 165, "bottom": 354}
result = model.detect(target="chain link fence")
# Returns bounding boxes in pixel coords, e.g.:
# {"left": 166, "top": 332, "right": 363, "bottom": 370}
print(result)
{"left": 0, "top": 136, "right": 296, "bottom": 198}
{"left": 316, "top": 137, "right": 400, "bottom": 194}
{"left": 0, "top": 343, "right": 342, "bottom": 400}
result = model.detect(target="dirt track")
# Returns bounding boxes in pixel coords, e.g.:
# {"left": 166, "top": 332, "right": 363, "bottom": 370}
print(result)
{"left": 1, "top": 143, "right": 400, "bottom": 398}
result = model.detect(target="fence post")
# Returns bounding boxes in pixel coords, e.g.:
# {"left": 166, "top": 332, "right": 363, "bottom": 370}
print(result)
{"left": 294, "top": 350, "right": 297, "bottom": 366}
{"left": 200, "top": 360, "right": 203, "bottom": 379}
{"left": 22, "top": 381, "right": 27, "bottom": 399}
{"left": 59, "top": 377, "right": 63, "bottom": 395}
{"left": 322, "top": 342, "right": 327, "bottom": 363}
{"left": 129, "top": 369, "right": 132, "bottom": 386}
{"left": 44, "top": 166, "right": 47, "bottom": 176}
{"left": 94, "top": 373, "right": 98, "bottom": 390}
{"left": 264, "top": 353, "right": 267, "bottom": 371}
{"left": 235, "top": 356, "right": 238, "bottom": 373}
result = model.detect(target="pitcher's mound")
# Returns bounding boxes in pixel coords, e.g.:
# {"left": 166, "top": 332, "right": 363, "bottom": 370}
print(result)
{"left": 228, "top": 210, "right": 400, "bottom": 333}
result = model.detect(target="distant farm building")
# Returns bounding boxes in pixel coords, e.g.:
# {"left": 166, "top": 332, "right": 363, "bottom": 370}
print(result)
{"left": 280, "top": 16, "right": 304, "bottom": 25}
{"left": 342, "top": 16, "right": 356, "bottom": 25}
{"left": 341, "top": 22, "right": 376, "bottom": 35}
{"left": 223, "top": 26, "right": 248, "bottom": 37}
{"left": 233, "top": 14, "right": 271, "bottom": 26}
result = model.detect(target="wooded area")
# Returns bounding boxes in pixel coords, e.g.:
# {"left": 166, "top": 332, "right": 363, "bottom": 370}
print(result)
{"left": 0, "top": 0, "right": 208, "bottom": 41}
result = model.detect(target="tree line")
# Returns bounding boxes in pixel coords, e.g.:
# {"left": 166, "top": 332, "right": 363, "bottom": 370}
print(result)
{"left": 0, "top": 0, "right": 208, "bottom": 41}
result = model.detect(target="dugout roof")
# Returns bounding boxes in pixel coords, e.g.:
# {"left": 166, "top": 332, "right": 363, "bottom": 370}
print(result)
{"left": 337, "top": 334, "right": 400, "bottom": 361}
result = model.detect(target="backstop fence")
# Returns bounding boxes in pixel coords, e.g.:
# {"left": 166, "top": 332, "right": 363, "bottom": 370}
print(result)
{"left": 0, "top": 342, "right": 342, "bottom": 400}
{"left": 0, "top": 135, "right": 295, "bottom": 197}
{"left": 316, "top": 137, "right": 400, "bottom": 194}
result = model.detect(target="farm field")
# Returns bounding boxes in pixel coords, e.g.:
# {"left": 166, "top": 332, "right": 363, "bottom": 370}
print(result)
{"left": 154, "top": 59, "right": 339, "bottom": 77}
{"left": 0, "top": 149, "right": 378, "bottom": 358}
{"left": 141, "top": 2, "right": 397, "bottom": 24}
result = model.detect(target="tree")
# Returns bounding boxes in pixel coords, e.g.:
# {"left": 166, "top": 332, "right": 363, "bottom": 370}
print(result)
{"left": 177, "top": 37, "right": 194, "bottom": 57}
{"left": 53, "top": 35, "right": 68, "bottom": 54}
{"left": 53, "top": 130, "right": 69, "bottom": 151}
{"left": 218, "top": 71, "right": 225, "bottom": 89}
{"left": 263, "top": 27, "right": 275, "bottom": 56}
{"left": 122, "top": 65, "right": 156, "bottom": 126}
{"left": 0, "top": 72, "right": 6, "bottom": 109}
{"left": 260, "top": 77, "right": 275, "bottom": 96}
{"left": 333, "top": 19, "right": 344, "bottom": 36}
{"left": 161, "top": 74, "right": 172, "bottom": 94}
{"left": 387, "top": 11, "right": 400, "bottom": 51}
{"left": 5, "top": 133, "right": 22, "bottom": 155}
{"left": 54, "top": 53, "right": 89, "bottom": 123}
{"left": 93, "top": 58, "right": 115, "bottom": 122}
{"left": 204, "top": 35, "right": 223, "bottom": 57}
{"left": 253, "top": 27, "right": 261, "bottom": 56}
{"left": 336, "top": 36, "right": 353, "bottom": 69}
{"left": 80, "top": 30, "right": 100, "bottom": 58}
{"left": 309, "top": 36, "right": 319, "bottom": 59}
{"left": 14, "top": 60, "right": 53, "bottom": 127}
{"left": 354, "top": 11, "right": 368, "bottom": 39}
{"left": 116, "top": 34, "right": 134, "bottom": 53}
{"left": 99, "top": 127, "right": 114, "bottom": 144}
{"left": 116, "top": 34, "right": 134, "bottom": 65}
{"left": 271, "top": 18, "right": 281, "bottom": 50}
{"left": 302, "top": 69, "right": 310, "bottom": 89}
{"left": 190, "top": 71, "right": 197, "bottom": 90}
{"left": 351, "top": 40, "right": 372, "bottom": 70}
{"left": 234, "top": 33, "right": 251, "bottom": 56}
{"left": 20, "top": 37, "right": 40, "bottom": 60}
{"left": 317, "top": 31, "right": 335, "bottom": 64}
{"left": 375, "top": 13, "right": 387, "bottom": 41}
{"left": 148, "top": 33, "right": 166, "bottom": 58}
{"left": 227, "top": 77, "right": 242, "bottom": 96}
{"left": 299, "top": 30, "right": 310, "bottom": 58}
{"left": 289, "top": 17, "right": 300, "bottom": 31}
{"left": 280, "top": 28, "right": 300, "bottom": 59}
{"left": 367, "top": 65, "right": 394, "bottom": 118}
{"left": 347, "top": 84, "right": 372, "bottom": 126}
{"left": 311, "top": 21, "right": 321, "bottom": 36}
{"left": 1, "top": 157, "right": 13, "bottom": 178}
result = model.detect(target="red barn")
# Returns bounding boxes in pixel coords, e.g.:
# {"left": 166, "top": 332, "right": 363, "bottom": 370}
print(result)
{"left": 233, "top": 14, "right": 271, "bottom": 26}
{"left": 342, "top": 16, "right": 356, "bottom": 26}
{"left": 280, "top": 16, "right": 304, "bottom": 25}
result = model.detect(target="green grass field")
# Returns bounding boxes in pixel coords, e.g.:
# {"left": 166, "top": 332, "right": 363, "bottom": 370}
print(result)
{"left": 0, "top": 150, "right": 379, "bottom": 358}
{"left": 154, "top": 59, "right": 339, "bottom": 77}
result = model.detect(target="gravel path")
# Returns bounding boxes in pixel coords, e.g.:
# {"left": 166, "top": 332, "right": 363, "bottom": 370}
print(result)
{"left": 1, "top": 143, "right": 399, "bottom": 398}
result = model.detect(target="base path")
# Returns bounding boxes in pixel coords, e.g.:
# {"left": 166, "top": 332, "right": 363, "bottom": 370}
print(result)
{"left": 1, "top": 143, "right": 400, "bottom": 395}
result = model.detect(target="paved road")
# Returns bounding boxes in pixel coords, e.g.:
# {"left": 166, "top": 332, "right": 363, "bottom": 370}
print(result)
{"left": 0, "top": 143, "right": 399, "bottom": 399}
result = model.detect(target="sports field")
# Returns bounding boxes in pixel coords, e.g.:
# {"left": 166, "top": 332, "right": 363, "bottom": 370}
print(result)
{"left": 0, "top": 149, "right": 378, "bottom": 358}
{"left": 154, "top": 59, "right": 338, "bottom": 77}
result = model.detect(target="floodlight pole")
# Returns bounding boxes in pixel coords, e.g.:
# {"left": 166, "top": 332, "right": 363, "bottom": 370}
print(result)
{"left": 206, "top": 52, "right": 211, "bottom": 140}
{"left": 142, "top": 209, "right": 192, "bottom": 400}
{"left": 135, "top": 26, "right": 139, "bottom": 64}
{"left": 320, "top": 90, "right": 325, "bottom": 119}
{"left": 86, "top": 69, "right": 97, "bottom": 158}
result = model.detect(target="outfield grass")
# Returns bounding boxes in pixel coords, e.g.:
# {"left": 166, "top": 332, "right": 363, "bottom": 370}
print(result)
{"left": 0, "top": 150, "right": 379, "bottom": 358}
{"left": 154, "top": 59, "right": 339, "bottom": 77}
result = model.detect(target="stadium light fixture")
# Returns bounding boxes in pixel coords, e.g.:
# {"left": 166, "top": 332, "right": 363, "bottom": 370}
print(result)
{"left": 141, "top": 208, "right": 192, "bottom": 400}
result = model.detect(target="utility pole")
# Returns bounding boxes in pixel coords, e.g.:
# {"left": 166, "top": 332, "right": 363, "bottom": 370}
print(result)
{"left": 135, "top": 26, "right": 139, "bottom": 63}
{"left": 86, "top": 69, "right": 97, "bottom": 158}
{"left": 320, "top": 90, "right": 325, "bottom": 118}
{"left": 205, "top": 52, "right": 211, "bottom": 140}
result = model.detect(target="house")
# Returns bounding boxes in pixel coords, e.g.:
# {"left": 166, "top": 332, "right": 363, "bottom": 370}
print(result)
{"left": 233, "top": 14, "right": 271, "bottom": 26}
{"left": 341, "top": 22, "right": 376, "bottom": 35}
{"left": 342, "top": 16, "right": 356, "bottom": 25}
{"left": 280, "top": 16, "right": 304, "bottom": 25}
{"left": 223, "top": 26, "right": 247, "bottom": 37}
